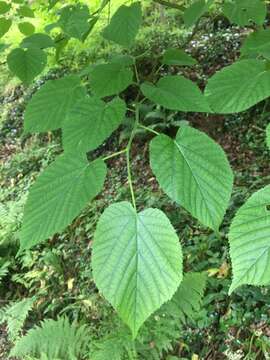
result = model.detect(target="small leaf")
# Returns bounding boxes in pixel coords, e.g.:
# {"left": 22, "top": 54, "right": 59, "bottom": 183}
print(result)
{"left": 0, "top": 18, "right": 11, "bottom": 38}
{"left": 223, "top": 0, "right": 266, "bottom": 26}
{"left": 141, "top": 75, "right": 211, "bottom": 113}
{"left": 92, "top": 201, "right": 183, "bottom": 338}
{"left": 229, "top": 185, "right": 270, "bottom": 293}
{"left": 241, "top": 29, "right": 270, "bottom": 59}
{"left": 150, "top": 126, "right": 233, "bottom": 230}
{"left": 18, "top": 22, "right": 35, "bottom": 36}
{"left": 58, "top": 4, "right": 90, "bottom": 40}
{"left": 205, "top": 59, "right": 270, "bottom": 113}
{"left": 162, "top": 48, "right": 197, "bottom": 66}
{"left": 7, "top": 48, "right": 47, "bottom": 85}
{"left": 17, "top": 5, "right": 35, "bottom": 18}
{"left": 24, "top": 75, "right": 86, "bottom": 133}
{"left": 62, "top": 97, "right": 126, "bottom": 153}
{"left": 102, "top": 2, "right": 142, "bottom": 47}
{"left": 90, "top": 63, "right": 133, "bottom": 98}
{"left": 21, "top": 33, "right": 54, "bottom": 49}
{"left": 0, "top": 1, "right": 11, "bottom": 15}
{"left": 20, "top": 155, "right": 107, "bottom": 251}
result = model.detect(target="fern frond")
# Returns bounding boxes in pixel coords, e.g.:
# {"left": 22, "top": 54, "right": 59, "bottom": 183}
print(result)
{"left": 0, "top": 297, "right": 35, "bottom": 341}
{"left": 10, "top": 316, "right": 91, "bottom": 360}
{"left": 165, "top": 272, "right": 207, "bottom": 322}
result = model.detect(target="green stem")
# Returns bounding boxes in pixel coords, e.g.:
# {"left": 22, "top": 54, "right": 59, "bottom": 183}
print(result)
{"left": 102, "top": 149, "right": 127, "bottom": 161}
{"left": 138, "top": 123, "right": 160, "bottom": 135}
{"left": 126, "top": 103, "right": 140, "bottom": 210}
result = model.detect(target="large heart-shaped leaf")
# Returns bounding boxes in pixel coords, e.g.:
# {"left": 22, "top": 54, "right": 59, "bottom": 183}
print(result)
{"left": 150, "top": 126, "right": 233, "bottom": 231}
{"left": 102, "top": 2, "right": 142, "bottom": 47}
{"left": 62, "top": 97, "right": 126, "bottom": 153}
{"left": 183, "top": 0, "right": 213, "bottom": 27}
{"left": 24, "top": 75, "right": 86, "bottom": 133}
{"left": 229, "top": 185, "right": 270, "bottom": 294}
{"left": 205, "top": 60, "right": 270, "bottom": 114}
{"left": 92, "top": 201, "right": 183, "bottom": 338}
{"left": 223, "top": 0, "right": 266, "bottom": 26}
{"left": 58, "top": 4, "right": 90, "bottom": 40}
{"left": 89, "top": 63, "right": 133, "bottom": 98}
{"left": 7, "top": 48, "right": 47, "bottom": 85}
{"left": 241, "top": 29, "right": 270, "bottom": 59}
{"left": 141, "top": 75, "right": 211, "bottom": 113}
{"left": 20, "top": 155, "right": 107, "bottom": 251}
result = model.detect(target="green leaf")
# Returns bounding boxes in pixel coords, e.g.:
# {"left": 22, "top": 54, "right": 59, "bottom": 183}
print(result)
{"left": 90, "top": 63, "right": 133, "bottom": 98}
{"left": 24, "top": 75, "right": 86, "bottom": 133}
{"left": 20, "top": 155, "right": 107, "bottom": 251}
{"left": 48, "top": 0, "right": 59, "bottom": 9}
{"left": 165, "top": 272, "right": 207, "bottom": 321}
{"left": 110, "top": 54, "right": 135, "bottom": 66}
{"left": 223, "top": 0, "right": 266, "bottom": 26}
{"left": 62, "top": 97, "right": 126, "bottom": 153}
{"left": 229, "top": 185, "right": 270, "bottom": 294}
{"left": 205, "top": 59, "right": 270, "bottom": 113}
{"left": 58, "top": 4, "right": 90, "bottom": 40}
{"left": 0, "top": 42, "right": 9, "bottom": 52}
{"left": 21, "top": 33, "right": 54, "bottom": 49}
{"left": 0, "top": 18, "right": 11, "bottom": 38}
{"left": 266, "top": 123, "right": 270, "bottom": 150}
{"left": 17, "top": 5, "right": 35, "bottom": 18}
{"left": 0, "top": 1, "right": 11, "bottom": 15}
{"left": 102, "top": 2, "right": 142, "bottom": 47}
{"left": 150, "top": 126, "right": 233, "bottom": 230}
{"left": 141, "top": 75, "right": 211, "bottom": 113}
{"left": 92, "top": 201, "right": 183, "bottom": 338}
{"left": 183, "top": 0, "right": 213, "bottom": 27}
{"left": 7, "top": 48, "right": 47, "bottom": 85}
{"left": 241, "top": 29, "right": 270, "bottom": 59}
{"left": 18, "top": 22, "right": 35, "bottom": 36}
{"left": 162, "top": 48, "right": 197, "bottom": 66}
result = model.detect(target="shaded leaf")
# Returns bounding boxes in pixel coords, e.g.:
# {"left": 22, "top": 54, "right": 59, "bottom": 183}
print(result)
{"left": 17, "top": 5, "right": 35, "bottom": 18}
{"left": 141, "top": 75, "right": 210, "bottom": 113}
{"left": 223, "top": 0, "right": 266, "bottom": 26}
{"left": 90, "top": 63, "right": 133, "bottom": 98}
{"left": 0, "top": 1, "right": 11, "bottom": 15}
{"left": 241, "top": 29, "right": 270, "bottom": 59}
{"left": 21, "top": 33, "right": 54, "bottom": 49}
{"left": 162, "top": 48, "right": 197, "bottom": 66}
{"left": 102, "top": 2, "right": 142, "bottom": 47}
{"left": 18, "top": 22, "right": 35, "bottom": 36}
{"left": 205, "top": 59, "right": 270, "bottom": 113}
{"left": 63, "top": 97, "right": 126, "bottom": 153}
{"left": 0, "top": 18, "right": 11, "bottom": 38}
{"left": 7, "top": 47, "right": 46, "bottom": 85}
{"left": 58, "top": 4, "right": 90, "bottom": 40}
{"left": 24, "top": 75, "right": 86, "bottom": 132}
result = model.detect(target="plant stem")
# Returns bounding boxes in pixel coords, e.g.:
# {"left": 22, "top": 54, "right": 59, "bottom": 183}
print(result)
{"left": 102, "top": 149, "right": 127, "bottom": 161}
{"left": 126, "top": 103, "right": 140, "bottom": 210}
{"left": 138, "top": 123, "right": 160, "bottom": 135}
